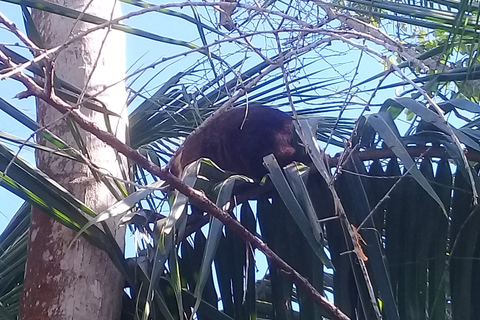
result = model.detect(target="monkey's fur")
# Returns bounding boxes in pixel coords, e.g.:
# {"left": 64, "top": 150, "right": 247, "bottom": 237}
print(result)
{"left": 170, "top": 106, "right": 309, "bottom": 180}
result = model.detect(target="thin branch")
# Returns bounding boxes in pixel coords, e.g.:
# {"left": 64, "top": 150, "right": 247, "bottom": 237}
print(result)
{"left": 0, "top": 11, "right": 40, "bottom": 52}
{"left": 313, "top": 0, "right": 445, "bottom": 71}
{"left": 77, "top": 0, "right": 118, "bottom": 105}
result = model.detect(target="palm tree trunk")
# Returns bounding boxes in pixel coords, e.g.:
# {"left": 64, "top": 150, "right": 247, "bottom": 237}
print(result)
{"left": 19, "top": 1, "right": 128, "bottom": 319}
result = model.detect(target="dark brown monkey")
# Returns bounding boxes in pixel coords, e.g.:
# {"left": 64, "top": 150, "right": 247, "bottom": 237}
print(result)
{"left": 170, "top": 106, "right": 309, "bottom": 180}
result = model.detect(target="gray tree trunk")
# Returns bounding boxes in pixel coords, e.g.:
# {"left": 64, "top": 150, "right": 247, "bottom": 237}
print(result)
{"left": 19, "top": 1, "right": 128, "bottom": 319}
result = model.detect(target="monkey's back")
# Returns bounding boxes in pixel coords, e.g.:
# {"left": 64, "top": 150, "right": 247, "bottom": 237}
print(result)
{"left": 170, "top": 106, "right": 308, "bottom": 179}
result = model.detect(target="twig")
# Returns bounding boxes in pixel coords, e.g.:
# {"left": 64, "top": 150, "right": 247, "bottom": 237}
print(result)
{"left": 313, "top": 0, "right": 443, "bottom": 71}
{"left": 77, "top": 0, "right": 119, "bottom": 106}
{"left": 0, "top": 11, "right": 40, "bottom": 52}
{"left": 357, "top": 160, "right": 418, "bottom": 230}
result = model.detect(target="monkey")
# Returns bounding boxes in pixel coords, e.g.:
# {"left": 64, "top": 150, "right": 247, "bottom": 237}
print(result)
{"left": 169, "top": 106, "right": 310, "bottom": 180}
{"left": 166, "top": 106, "right": 336, "bottom": 236}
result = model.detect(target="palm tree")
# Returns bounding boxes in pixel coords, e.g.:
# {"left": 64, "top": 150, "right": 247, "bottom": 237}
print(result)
{"left": 1, "top": 0, "right": 480, "bottom": 319}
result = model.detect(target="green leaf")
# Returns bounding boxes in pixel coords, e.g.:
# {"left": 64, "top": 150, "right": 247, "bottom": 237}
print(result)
{"left": 366, "top": 112, "right": 447, "bottom": 216}
{"left": 0, "top": 142, "right": 133, "bottom": 285}
{"left": 263, "top": 154, "right": 332, "bottom": 267}
{"left": 73, "top": 180, "right": 167, "bottom": 242}
{"left": 193, "top": 165, "right": 251, "bottom": 316}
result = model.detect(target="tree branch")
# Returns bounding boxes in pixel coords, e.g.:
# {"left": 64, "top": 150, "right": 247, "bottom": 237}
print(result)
{"left": 0, "top": 48, "right": 350, "bottom": 320}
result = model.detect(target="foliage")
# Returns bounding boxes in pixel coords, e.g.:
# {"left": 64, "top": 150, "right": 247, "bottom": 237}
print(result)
{"left": 1, "top": 0, "right": 480, "bottom": 319}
